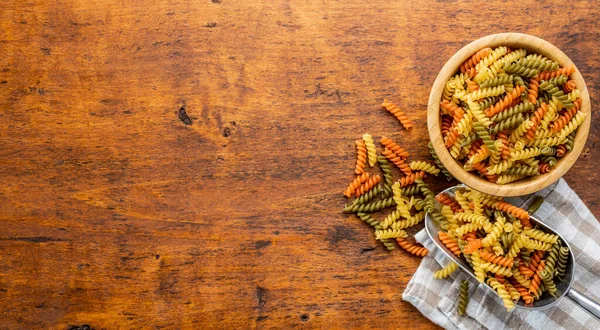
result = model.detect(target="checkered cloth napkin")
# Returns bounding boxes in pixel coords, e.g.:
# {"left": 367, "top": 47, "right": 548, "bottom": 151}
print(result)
{"left": 403, "top": 178, "right": 600, "bottom": 329}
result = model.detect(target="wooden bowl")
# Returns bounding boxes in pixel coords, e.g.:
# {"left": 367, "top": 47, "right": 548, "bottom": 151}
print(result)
{"left": 427, "top": 33, "right": 591, "bottom": 197}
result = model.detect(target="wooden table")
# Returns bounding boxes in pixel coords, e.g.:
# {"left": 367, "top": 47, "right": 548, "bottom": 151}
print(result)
{"left": 1, "top": 1, "right": 598, "bottom": 328}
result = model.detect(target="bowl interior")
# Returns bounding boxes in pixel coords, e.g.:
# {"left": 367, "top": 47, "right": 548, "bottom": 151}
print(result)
{"left": 427, "top": 33, "right": 591, "bottom": 197}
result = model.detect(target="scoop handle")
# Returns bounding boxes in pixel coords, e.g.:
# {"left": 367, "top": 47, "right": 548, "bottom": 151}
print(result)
{"left": 568, "top": 288, "right": 600, "bottom": 320}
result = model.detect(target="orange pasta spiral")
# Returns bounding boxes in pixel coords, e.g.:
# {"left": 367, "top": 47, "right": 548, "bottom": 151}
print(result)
{"left": 396, "top": 238, "right": 428, "bottom": 257}
{"left": 485, "top": 85, "right": 526, "bottom": 117}
{"left": 354, "top": 174, "right": 381, "bottom": 197}
{"left": 343, "top": 172, "right": 369, "bottom": 197}
{"left": 537, "top": 67, "right": 575, "bottom": 81}
{"left": 441, "top": 116, "right": 453, "bottom": 136}
{"left": 464, "top": 238, "right": 482, "bottom": 254}
{"left": 440, "top": 100, "right": 462, "bottom": 116}
{"left": 471, "top": 162, "right": 498, "bottom": 183}
{"left": 556, "top": 145, "right": 567, "bottom": 158}
{"left": 435, "top": 193, "right": 462, "bottom": 213}
{"left": 538, "top": 163, "right": 551, "bottom": 174}
{"left": 382, "top": 99, "right": 413, "bottom": 130}
{"left": 527, "top": 78, "right": 539, "bottom": 104}
{"left": 524, "top": 103, "right": 548, "bottom": 141}
{"left": 518, "top": 264, "right": 535, "bottom": 279}
{"left": 469, "top": 145, "right": 490, "bottom": 164}
{"left": 480, "top": 250, "right": 514, "bottom": 268}
{"left": 466, "top": 78, "right": 479, "bottom": 91}
{"left": 382, "top": 148, "right": 412, "bottom": 175}
{"left": 444, "top": 108, "right": 466, "bottom": 148}
{"left": 496, "top": 132, "right": 511, "bottom": 160}
{"left": 528, "top": 260, "right": 545, "bottom": 295}
{"left": 460, "top": 47, "right": 492, "bottom": 73}
{"left": 509, "top": 279, "right": 534, "bottom": 305}
{"left": 465, "top": 67, "right": 476, "bottom": 78}
{"left": 399, "top": 171, "right": 426, "bottom": 187}
{"left": 439, "top": 231, "right": 461, "bottom": 256}
{"left": 529, "top": 250, "right": 544, "bottom": 273}
{"left": 354, "top": 139, "right": 367, "bottom": 175}
{"left": 492, "top": 201, "right": 531, "bottom": 224}
{"left": 564, "top": 79, "right": 577, "bottom": 93}
{"left": 550, "top": 99, "right": 580, "bottom": 132}
{"left": 462, "top": 231, "right": 477, "bottom": 241}
{"left": 380, "top": 136, "right": 409, "bottom": 158}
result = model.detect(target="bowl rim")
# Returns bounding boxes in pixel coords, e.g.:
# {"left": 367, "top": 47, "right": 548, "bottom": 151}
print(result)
{"left": 427, "top": 32, "right": 591, "bottom": 197}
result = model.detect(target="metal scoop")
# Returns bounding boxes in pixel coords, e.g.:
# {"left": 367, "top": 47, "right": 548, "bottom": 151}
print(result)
{"left": 425, "top": 185, "right": 600, "bottom": 319}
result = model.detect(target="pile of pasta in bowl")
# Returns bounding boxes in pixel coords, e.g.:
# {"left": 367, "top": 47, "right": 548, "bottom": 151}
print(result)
{"left": 439, "top": 46, "right": 586, "bottom": 185}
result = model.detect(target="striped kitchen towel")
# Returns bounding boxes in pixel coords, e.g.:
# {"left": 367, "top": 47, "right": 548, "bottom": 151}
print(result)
{"left": 403, "top": 178, "right": 600, "bottom": 330}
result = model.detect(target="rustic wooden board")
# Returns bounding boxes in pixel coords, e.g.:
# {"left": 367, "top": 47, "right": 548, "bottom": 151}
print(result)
{"left": 0, "top": 0, "right": 598, "bottom": 328}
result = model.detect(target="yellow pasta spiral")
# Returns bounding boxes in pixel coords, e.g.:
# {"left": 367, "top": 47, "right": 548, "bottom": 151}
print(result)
{"left": 482, "top": 222, "right": 504, "bottom": 247}
{"left": 523, "top": 237, "right": 552, "bottom": 251}
{"left": 496, "top": 174, "right": 527, "bottom": 184}
{"left": 557, "top": 111, "right": 586, "bottom": 139}
{"left": 391, "top": 211, "right": 425, "bottom": 230}
{"left": 523, "top": 228, "right": 559, "bottom": 244}
{"left": 362, "top": 133, "right": 377, "bottom": 166}
{"left": 375, "top": 228, "right": 408, "bottom": 240}
{"left": 509, "top": 147, "right": 542, "bottom": 161}
{"left": 472, "top": 250, "right": 486, "bottom": 283}
{"left": 433, "top": 261, "right": 459, "bottom": 279}
{"left": 464, "top": 85, "right": 506, "bottom": 102}
{"left": 475, "top": 46, "right": 509, "bottom": 72}
{"left": 455, "top": 223, "right": 484, "bottom": 237}
{"left": 486, "top": 159, "right": 514, "bottom": 175}
{"left": 509, "top": 119, "right": 534, "bottom": 143}
{"left": 507, "top": 233, "right": 528, "bottom": 258}
{"left": 526, "top": 135, "right": 567, "bottom": 147}
{"left": 481, "top": 262, "right": 513, "bottom": 276}
{"left": 487, "top": 278, "right": 515, "bottom": 311}
{"left": 409, "top": 161, "right": 440, "bottom": 176}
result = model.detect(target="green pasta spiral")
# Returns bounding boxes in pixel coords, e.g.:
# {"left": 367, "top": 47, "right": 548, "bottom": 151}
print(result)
{"left": 512, "top": 75, "right": 526, "bottom": 87}
{"left": 565, "top": 131, "right": 576, "bottom": 152}
{"left": 473, "top": 120, "right": 497, "bottom": 152}
{"left": 428, "top": 142, "right": 454, "bottom": 181}
{"left": 546, "top": 74, "right": 569, "bottom": 87}
{"left": 400, "top": 184, "right": 421, "bottom": 196}
{"left": 540, "top": 270, "right": 557, "bottom": 296}
{"left": 556, "top": 246, "right": 569, "bottom": 279}
{"left": 415, "top": 178, "right": 435, "bottom": 213}
{"left": 461, "top": 132, "right": 478, "bottom": 147}
{"left": 351, "top": 185, "right": 383, "bottom": 205}
{"left": 491, "top": 101, "right": 534, "bottom": 123}
{"left": 527, "top": 196, "right": 544, "bottom": 214}
{"left": 544, "top": 242, "right": 561, "bottom": 275}
{"left": 503, "top": 63, "right": 540, "bottom": 78}
{"left": 381, "top": 239, "right": 396, "bottom": 251}
{"left": 480, "top": 74, "right": 513, "bottom": 88}
{"left": 540, "top": 156, "right": 558, "bottom": 168}
{"left": 357, "top": 213, "right": 395, "bottom": 250}
{"left": 503, "top": 165, "right": 539, "bottom": 176}
{"left": 356, "top": 212, "right": 380, "bottom": 228}
{"left": 458, "top": 280, "right": 469, "bottom": 316}
{"left": 377, "top": 155, "right": 394, "bottom": 197}
{"left": 431, "top": 209, "right": 449, "bottom": 230}
{"left": 489, "top": 113, "right": 524, "bottom": 135}
{"left": 518, "top": 55, "right": 560, "bottom": 72}
{"left": 478, "top": 96, "right": 499, "bottom": 111}
{"left": 343, "top": 197, "right": 395, "bottom": 213}
{"left": 539, "top": 81, "right": 573, "bottom": 108}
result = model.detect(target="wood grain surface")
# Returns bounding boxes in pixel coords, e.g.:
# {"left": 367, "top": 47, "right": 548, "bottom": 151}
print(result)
{"left": 0, "top": 1, "right": 599, "bottom": 329}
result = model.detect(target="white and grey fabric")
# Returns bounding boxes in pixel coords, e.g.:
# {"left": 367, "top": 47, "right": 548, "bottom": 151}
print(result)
{"left": 403, "top": 179, "right": 600, "bottom": 330}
